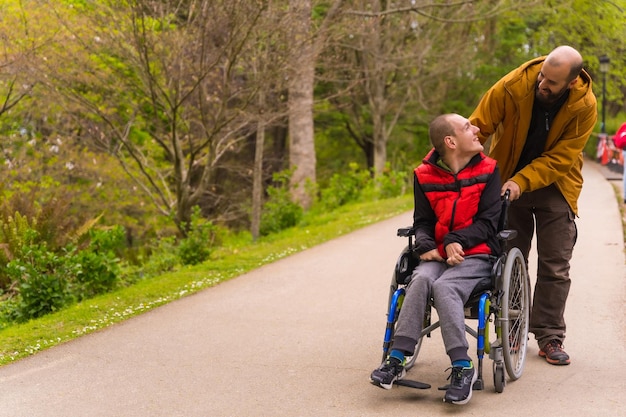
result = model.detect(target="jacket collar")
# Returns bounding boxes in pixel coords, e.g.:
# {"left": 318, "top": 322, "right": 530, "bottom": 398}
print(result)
{"left": 423, "top": 148, "right": 485, "bottom": 171}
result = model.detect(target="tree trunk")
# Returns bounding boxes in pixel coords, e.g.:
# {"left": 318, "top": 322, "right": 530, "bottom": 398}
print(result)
{"left": 251, "top": 118, "right": 265, "bottom": 241}
{"left": 288, "top": 0, "right": 316, "bottom": 209}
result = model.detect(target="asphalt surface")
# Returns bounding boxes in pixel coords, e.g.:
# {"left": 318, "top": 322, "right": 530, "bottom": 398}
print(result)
{"left": 0, "top": 160, "right": 624, "bottom": 417}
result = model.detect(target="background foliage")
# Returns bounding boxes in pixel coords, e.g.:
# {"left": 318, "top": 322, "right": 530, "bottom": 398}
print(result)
{"left": 0, "top": 0, "right": 624, "bottom": 328}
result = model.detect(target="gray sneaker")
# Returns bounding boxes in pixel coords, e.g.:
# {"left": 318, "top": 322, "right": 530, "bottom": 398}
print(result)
{"left": 539, "top": 339, "right": 570, "bottom": 365}
{"left": 443, "top": 365, "right": 477, "bottom": 405}
{"left": 370, "top": 357, "right": 406, "bottom": 390}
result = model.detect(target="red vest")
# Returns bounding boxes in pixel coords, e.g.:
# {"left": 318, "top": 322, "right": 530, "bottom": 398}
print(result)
{"left": 415, "top": 151, "right": 497, "bottom": 257}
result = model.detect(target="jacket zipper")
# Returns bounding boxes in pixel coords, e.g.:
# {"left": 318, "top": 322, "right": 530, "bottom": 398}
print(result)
{"left": 449, "top": 174, "right": 460, "bottom": 231}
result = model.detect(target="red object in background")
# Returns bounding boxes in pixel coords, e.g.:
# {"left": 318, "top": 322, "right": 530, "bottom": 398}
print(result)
{"left": 596, "top": 131, "right": 623, "bottom": 169}
{"left": 613, "top": 122, "right": 626, "bottom": 150}
{"left": 597, "top": 133, "right": 610, "bottom": 164}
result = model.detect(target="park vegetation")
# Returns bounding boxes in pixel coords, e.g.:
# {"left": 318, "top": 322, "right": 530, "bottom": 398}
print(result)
{"left": 0, "top": 0, "right": 624, "bottom": 356}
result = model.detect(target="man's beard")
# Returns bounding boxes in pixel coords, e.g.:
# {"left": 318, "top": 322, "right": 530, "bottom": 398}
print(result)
{"left": 535, "top": 82, "right": 569, "bottom": 105}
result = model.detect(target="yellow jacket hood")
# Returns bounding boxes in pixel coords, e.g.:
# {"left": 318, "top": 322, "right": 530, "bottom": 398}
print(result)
{"left": 470, "top": 56, "right": 598, "bottom": 215}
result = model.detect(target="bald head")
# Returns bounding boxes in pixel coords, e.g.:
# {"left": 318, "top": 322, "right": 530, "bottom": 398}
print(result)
{"left": 545, "top": 45, "right": 584, "bottom": 82}
{"left": 429, "top": 114, "right": 455, "bottom": 155}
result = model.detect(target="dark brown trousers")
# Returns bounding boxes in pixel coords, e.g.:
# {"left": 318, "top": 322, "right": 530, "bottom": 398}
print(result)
{"left": 507, "top": 184, "right": 577, "bottom": 349}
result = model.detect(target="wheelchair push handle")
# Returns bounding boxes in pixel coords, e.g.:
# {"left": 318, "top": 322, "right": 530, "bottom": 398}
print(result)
{"left": 397, "top": 227, "right": 414, "bottom": 237}
{"left": 499, "top": 189, "right": 511, "bottom": 231}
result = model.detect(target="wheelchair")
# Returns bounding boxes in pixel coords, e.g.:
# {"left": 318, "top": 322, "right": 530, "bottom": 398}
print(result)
{"left": 379, "top": 192, "right": 531, "bottom": 393}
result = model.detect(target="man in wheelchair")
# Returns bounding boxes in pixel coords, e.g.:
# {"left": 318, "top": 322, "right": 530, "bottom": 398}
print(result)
{"left": 370, "top": 113, "right": 502, "bottom": 405}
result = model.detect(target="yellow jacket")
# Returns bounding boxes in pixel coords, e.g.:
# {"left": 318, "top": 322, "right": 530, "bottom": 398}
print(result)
{"left": 470, "top": 56, "right": 597, "bottom": 215}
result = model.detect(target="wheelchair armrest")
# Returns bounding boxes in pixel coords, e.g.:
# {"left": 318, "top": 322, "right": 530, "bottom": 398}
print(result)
{"left": 497, "top": 229, "right": 518, "bottom": 241}
{"left": 397, "top": 227, "right": 415, "bottom": 237}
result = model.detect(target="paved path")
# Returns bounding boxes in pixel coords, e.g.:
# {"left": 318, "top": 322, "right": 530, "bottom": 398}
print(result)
{"left": 0, "top": 161, "right": 624, "bottom": 417}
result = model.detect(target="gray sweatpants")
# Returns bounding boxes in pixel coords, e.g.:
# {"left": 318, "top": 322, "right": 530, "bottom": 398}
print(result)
{"left": 392, "top": 255, "right": 493, "bottom": 363}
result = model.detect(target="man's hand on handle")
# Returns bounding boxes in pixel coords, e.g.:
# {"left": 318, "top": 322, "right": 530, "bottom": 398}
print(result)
{"left": 502, "top": 180, "right": 521, "bottom": 200}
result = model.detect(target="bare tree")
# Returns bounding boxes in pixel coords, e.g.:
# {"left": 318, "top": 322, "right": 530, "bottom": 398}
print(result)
{"left": 35, "top": 0, "right": 269, "bottom": 233}
{"left": 320, "top": 0, "right": 542, "bottom": 177}
{"left": 249, "top": 15, "right": 290, "bottom": 239}
{"left": 0, "top": 3, "right": 37, "bottom": 119}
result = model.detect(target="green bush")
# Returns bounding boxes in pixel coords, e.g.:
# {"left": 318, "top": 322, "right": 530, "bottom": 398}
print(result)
{"left": 6, "top": 243, "right": 77, "bottom": 321}
{"left": 320, "top": 162, "right": 370, "bottom": 210}
{"left": 0, "top": 296, "right": 19, "bottom": 329}
{"left": 0, "top": 222, "right": 128, "bottom": 321}
{"left": 369, "top": 164, "right": 409, "bottom": 200}
{"left": 73, "top": 226, "right": 125, "bottom": 299}
{"left": 0, "top": 213, "right": 39, "bottom": 290}
{"left": 178, "top": 207, "right": 215, "bottom": 266}
{"left": 260, "top": 171, "right": 303, "bottom": 236}
{"left": 0, "top": 190, "right": 87, "bottom": 291}
{"left": 123, "top": 235, "right": 179, "bottom": 283}
{"left": 318, "top": 162, "right": 409, "bottom": 209}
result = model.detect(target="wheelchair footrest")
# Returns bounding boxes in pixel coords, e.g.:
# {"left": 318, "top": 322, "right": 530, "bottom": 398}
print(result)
{"left": 395, "top": 379, "right": 431, "bottom": 389}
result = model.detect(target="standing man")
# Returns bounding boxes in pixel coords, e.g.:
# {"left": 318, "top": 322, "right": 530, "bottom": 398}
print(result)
{"left": 470, "top": 45, "right": 597, "bottom": 365}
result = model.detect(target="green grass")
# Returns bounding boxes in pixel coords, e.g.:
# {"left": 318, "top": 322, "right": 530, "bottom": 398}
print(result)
{"left": 609, "top": 181, "right": 626, "bottom": 251}
{"left": 0, "top": 195, "right": 413, "bottom": 366}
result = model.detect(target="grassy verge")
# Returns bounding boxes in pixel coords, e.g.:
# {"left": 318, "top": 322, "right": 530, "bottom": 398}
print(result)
{"left": 609, "top": 182, "right": 626, "bottom": 250}
{"left": 0, "top": 195, "right": 412, "bottom": 366}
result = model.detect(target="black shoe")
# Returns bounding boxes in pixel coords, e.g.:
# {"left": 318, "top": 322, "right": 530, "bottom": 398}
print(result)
{"left": 370, "top": 357, "right": 406, "bottom": 390}
{"left": 539, "top": 339, "right": 570, "bottom": 365}
{"left": 443, "top": 364, "right": 477, "bottom": 405}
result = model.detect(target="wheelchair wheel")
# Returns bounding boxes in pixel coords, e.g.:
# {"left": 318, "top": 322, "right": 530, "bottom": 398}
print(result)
{"left": 493, "top": 362, "right": 505, "bottom": 393}
{"left": 499, "top": 247, "right": 531, "bottom": 380}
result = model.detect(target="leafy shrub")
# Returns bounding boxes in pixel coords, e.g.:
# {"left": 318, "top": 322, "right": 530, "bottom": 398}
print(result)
{"left": 0, "top": 296, "right": 20, "bottom": 330}
{"left": 0, "top": 213, "right": 39, "bottom": 290}
{"left": 123, "top": 235, "right": 179, "bottom": 283}
{"left": 73, "top": 226, "right": 125, "bottom": 299}
{"left": 368, "top": 164, "right": 409, "bottom": 199}
{"left": 0, "top": 189, "right": 86, "bottom": 291}
{"left": 178, "top": 206, "right": 215, "bottom": 265}
{"left": 319, "top": 162, "right": 370, "bottom": 210}
{"left": 318, "top": 163, "right": 409, "bottom": 210}
{"left": 6, "top": 242, "right": 78, "bottom": 321}
{"left": 0, "top": 218, "right": 128, "bottom": 321}
{"left": 260, "top": 171, "right": 303, "bottom": 236}
{"left": 0, "top": 186, "right": 84, "bottom": 250}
